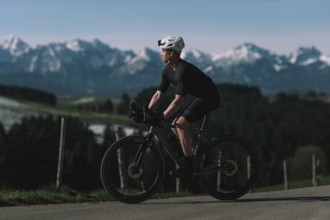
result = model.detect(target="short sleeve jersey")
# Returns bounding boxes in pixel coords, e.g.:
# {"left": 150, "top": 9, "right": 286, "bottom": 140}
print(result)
{"left": 158, "top": 59, "right": 219, "bottom": 101}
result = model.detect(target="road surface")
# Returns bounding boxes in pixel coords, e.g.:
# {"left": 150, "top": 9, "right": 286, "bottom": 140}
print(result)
{"left": 1, "top": 185, "right": 330, "bottom": 220}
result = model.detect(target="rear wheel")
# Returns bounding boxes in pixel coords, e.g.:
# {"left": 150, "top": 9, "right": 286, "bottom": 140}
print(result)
{"left": 196, "top": 134, "right": 257, "bottom": 200}
{"left": 100, "top": 136, "right": 165, "bottom": 203}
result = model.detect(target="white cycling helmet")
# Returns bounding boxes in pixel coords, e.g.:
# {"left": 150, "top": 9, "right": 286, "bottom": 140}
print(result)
{"left": 158, "top": 36, "right": 185, "bottom": 52}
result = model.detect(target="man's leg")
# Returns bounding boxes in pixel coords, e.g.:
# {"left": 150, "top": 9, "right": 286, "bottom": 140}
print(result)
{"left": 171, "top": 118, "right": 179, "bottom": 139}
{"left": 173, "top": 116, "right": 195, "bottom": 156}
{"left": 169, "top": 98, "right": 210, "bottom": 177}
{"left": 169, "top": 116, "right": 195, "bottom": 178}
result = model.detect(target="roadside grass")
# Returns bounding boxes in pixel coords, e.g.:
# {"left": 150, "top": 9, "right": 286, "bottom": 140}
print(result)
{"left": 254, "top": 175, "right": 330, "bottom": 193}
{"left": 2, "top": 176, "right": 330, "bottom": 207}
{"left": 0, "top": 186, "right": 114, "bottom": 206}
{"left": 0, "top": 187, "right": 193, "bottom": 207}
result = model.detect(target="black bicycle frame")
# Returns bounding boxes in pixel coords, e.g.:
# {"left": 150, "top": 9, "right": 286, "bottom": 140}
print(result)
{"left": 130, "top": 115, "right": 226, "bottom": 176}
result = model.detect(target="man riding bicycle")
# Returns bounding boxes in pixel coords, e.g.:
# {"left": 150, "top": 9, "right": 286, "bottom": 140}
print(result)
{"left": 148, "top": 36, "right": 221, "bottom": 177}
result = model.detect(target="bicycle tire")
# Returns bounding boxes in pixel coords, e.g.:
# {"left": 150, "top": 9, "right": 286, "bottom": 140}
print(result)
{"left": 196, "top": 134, "right": 257, "bottom": 200}
{"left": 100, "top": 136, "right": 165, "bottom": 203}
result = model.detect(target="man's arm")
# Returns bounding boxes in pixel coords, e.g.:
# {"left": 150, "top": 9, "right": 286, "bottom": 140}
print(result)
{"left": 148, "top": 90, "right": 165, "bottom": 111}
{"left": 163, "top": 94, "right": 185, "bottom": 119}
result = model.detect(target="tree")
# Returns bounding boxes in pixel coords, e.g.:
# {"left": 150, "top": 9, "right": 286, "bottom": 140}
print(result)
{"left": 289, "top": 145, "right": 326, "bottom": 180}
{"left": 0, "top": 122, "right": 5, "bottom": 146}
{"left": 100, "top": 99, "right": 114, "bottom": 113}
{"left": 0, "top": 115, "right": 106, "bottom": 190}
{"left": 2, "top": 115, "right": 59, "bottom": 188}
{"left": 0, "top": 122, "right": 6, "bottom": 185}
{"left": 117, "top": 93, "right": 130, "bottom": 115}
{"left": 60, "top": 116, "right": 102, "bottom": 190}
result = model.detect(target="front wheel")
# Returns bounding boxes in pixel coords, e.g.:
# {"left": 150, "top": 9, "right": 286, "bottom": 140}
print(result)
{"left": 100, "top": 136, "right": 165, "bottom": 203}
{"left": 196, "top": 134, "right": 257, "bottom": 200}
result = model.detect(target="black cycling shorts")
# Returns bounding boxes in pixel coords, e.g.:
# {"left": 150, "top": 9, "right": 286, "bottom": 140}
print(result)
{"left": 179, "top": 98, "right": 219, "bottom": 123}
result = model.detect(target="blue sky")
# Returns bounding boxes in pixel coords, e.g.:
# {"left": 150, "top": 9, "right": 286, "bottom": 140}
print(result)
{"left": 1, "top": 0, "right": 329, "bottom": 54}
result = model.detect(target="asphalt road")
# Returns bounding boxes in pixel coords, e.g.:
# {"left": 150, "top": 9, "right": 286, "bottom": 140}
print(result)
{"left": 1, "top": 185, "right": 330, "bottom": 220}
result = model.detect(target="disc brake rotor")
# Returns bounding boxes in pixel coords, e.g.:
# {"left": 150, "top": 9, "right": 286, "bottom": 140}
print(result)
{"left": 127, "top": 163, "right": 143, "bottom": 179}
{"left": 223, "top": 160, "right": 238, "bottom": 176}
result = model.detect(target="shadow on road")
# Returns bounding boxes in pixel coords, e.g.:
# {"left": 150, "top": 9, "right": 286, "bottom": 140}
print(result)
{"left": 234, "top": 196, "right": 330, "bottom": 203}
{"left": 142, "top": 196, "right": 330, "bottom": 205}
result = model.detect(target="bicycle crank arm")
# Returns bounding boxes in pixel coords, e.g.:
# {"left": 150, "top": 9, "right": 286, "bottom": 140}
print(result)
{"left": 193, "top": 166, "right": 223, "bottom": 176}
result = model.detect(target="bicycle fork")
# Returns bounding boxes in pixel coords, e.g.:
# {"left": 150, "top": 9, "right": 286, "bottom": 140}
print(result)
{"left": 128, "top": 133, "right": 154, "bottom": 178}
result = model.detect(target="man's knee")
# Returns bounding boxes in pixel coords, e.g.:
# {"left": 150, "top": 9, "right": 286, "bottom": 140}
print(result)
{"left": 173, "top": 117, "right": 190, "bottom": 133}
{"left": 171, "top": 127, "right": 178, "bottom": 136}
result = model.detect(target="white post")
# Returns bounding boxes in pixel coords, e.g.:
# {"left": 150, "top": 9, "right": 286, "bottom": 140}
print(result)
{"left": 247, "top": 156, "right": 252, "bottom": 192}
{"left": 115, "top": 127, "right": 126, "bottom": 190}
{"left": 283, "top": 160, "right": 288, "bottom": 190}
{"left": 312, "top": 154, "right": 316, "bottom": 187}
{"left": 217, "top": 158, "right": 221, "bottom": 191}
{"left": 247, "top": 156, "right": 251, "bottom": 180}
{"left": 56, "top": 117, "right": 66, "bottom": 190}
{"left": 176, "top": 163, "right": 181, "bottom": 193}
{"left": 316, "top": 159, "right": 321, "bottom": 186}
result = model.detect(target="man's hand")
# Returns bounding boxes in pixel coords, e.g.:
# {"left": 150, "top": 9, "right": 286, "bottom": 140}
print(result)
{"left": 129, "top": 102, "right": 144, "bottom": 123}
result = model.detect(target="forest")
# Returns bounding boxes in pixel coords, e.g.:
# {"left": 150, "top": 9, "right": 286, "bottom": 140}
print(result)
{"left": 0, "top": 83, "right": 330, "bottom": 192}
{"left": 0, "top": 84, "right": 57, "bottom": 106}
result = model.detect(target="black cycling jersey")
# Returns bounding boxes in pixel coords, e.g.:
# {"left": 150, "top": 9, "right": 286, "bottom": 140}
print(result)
{"left": 158, "top": 59, "right": 220, "bottom": 104}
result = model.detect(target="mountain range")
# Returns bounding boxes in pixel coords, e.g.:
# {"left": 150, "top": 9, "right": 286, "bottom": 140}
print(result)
{"left": 1, "top": 35, "right": 330, "bottom": 97}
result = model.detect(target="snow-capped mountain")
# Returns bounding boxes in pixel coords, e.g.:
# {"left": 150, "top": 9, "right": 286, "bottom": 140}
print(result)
{"left": 2, "top": 34, "right": 31, "bottom": 57}
{"left": 288, "top": 47, "right": 330, "bottom": 67}
{"left": 0, "top": 35, "right": 329, "bottom": 96}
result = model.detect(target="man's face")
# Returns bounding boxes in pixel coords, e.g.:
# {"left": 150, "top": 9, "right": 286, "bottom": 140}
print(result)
{"left": 160, "top": 49, "right": 170, "bottom": 63}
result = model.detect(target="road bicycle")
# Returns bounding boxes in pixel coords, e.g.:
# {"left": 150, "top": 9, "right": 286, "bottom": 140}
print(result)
{"left": 100, "top": 102, "right": 258, "bottom": 204}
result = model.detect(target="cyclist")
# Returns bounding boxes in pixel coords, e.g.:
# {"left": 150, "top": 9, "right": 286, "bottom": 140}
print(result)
{"left": 148, "top": 36, "right": 221, "bottom": 177}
